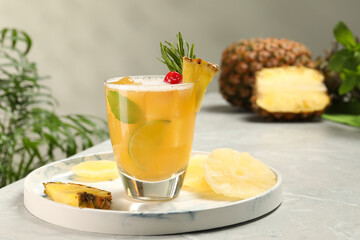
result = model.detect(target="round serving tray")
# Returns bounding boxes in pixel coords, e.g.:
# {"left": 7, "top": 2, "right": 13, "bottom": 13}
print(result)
{"left": 24, "top": 151, "right": 282, "bottom": 235}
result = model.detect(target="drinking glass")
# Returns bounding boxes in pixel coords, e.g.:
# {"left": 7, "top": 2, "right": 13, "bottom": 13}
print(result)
{"left": 104, "top": 75, "right": 196, "bottom": 200}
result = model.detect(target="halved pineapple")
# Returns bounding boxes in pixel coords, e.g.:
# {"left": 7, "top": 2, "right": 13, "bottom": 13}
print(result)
{"left": 182, "top": 56, "right": 220, "bottom": 112}
{"left": 204, "top": 149, "right": 276, "bottom": 199}
{"left": 252, "top": 66, "right": 330, "bottom": 120}
{"left": 43, "top": 182, "right": 112, "bottom": 209}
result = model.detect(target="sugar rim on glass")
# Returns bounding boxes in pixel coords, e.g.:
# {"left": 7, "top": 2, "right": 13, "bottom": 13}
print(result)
{"left": 104, "top": 75, "right": 194, "bottom": 92}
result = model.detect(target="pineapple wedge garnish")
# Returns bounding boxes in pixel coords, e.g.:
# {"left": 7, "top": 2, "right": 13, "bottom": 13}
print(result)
{"left": 43, "top": 182, "right": 112, "bottom": 209}
{"left": 182, "top": 56, "right": 219, "bottom": 112}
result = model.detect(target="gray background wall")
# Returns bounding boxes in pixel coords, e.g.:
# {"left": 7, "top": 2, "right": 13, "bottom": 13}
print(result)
{"left": 1, "top": 0, "right": 360, "bottom": 119}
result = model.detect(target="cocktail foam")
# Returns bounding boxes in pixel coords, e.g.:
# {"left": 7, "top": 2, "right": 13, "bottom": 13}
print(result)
{"left": 105, "top": 75, "right": 194, "bottom": 92}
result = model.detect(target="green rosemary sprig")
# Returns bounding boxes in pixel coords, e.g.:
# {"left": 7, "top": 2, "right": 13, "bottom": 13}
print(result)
{"left": 158, "top": 32, "right": 196, "bottom": 74}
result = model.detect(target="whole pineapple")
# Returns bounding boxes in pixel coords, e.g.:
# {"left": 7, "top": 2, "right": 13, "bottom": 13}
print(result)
{"left": 219, "top": 38, "right": 314, "bottom": 110}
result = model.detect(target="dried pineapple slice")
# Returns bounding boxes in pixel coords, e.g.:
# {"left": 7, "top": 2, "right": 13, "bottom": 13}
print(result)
{"left": 182, "top": 57, "right": 219, "bottom": 112}
{"left": 183, "top": 154, "right": 212, "bottom": 191}
{"left": 204, "top": 148, "right": 276, "bottom": 199}
{"left": 72, "top": 160, "right": 119, "bottom": 181}
{"left": 43, "top": 182, "right": 112, "bottom": 209}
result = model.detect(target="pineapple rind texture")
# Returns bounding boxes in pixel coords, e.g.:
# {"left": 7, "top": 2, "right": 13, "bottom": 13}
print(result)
{"left": 251, "top": 66, "right": 330, "bottom": 121}
{"left": 43, "top": 182, "right": 112, "bottom": 209}
{"left": 219, "top": 38, "right": 314, "bottom": 110}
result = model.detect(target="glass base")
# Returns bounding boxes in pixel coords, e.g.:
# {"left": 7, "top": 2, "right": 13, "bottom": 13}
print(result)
{"left": 119, "top": 170, "right": 186, "bottom": 201}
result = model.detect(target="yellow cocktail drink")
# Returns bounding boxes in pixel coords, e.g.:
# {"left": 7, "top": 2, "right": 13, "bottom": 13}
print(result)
{"left": 105, "top": 76, "right": 196, "bottom": 184}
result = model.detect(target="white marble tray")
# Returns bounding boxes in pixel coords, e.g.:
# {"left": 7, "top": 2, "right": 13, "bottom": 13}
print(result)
{"left": 24, "top": 151, "right": 282, "bottom": 235}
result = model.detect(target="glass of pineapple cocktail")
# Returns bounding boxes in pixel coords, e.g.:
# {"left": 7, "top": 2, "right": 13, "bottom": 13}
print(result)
{"left": 104, "top": 76, "right": 196, "bottom": 200}
{"left": 104, "top": 32, "right": 219, "bottom": 200}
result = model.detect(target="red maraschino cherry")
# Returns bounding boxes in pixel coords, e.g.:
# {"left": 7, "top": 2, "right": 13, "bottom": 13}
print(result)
{"left": 164, "top": 71, "right": 182, "bottom": 84}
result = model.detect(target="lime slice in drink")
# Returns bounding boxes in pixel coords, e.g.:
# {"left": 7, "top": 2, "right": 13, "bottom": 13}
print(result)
{"left": 128, "top": 120, "right": 171, "bottom": 170}
{"left": 107, "top": 91, "right": 142, "bottom": 124}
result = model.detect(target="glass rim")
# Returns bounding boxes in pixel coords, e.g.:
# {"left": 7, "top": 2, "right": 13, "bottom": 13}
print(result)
{"left": 104, "top": 75, "right": 194, "bottom": 91}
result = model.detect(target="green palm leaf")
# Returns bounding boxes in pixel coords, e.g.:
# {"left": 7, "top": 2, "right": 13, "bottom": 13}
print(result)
{"left": 0, "top": 28, "right": 109, "bottom": 187}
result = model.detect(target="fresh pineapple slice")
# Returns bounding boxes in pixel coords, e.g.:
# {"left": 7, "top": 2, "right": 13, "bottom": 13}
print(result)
{"left": 43, "top": 182, "right": 112, "bottom": 209}
{"left": 204, "top": 149, "right": 276, "bottom": 199}
{"left": 182, "top": 56, "right": 219, "bottom": 112}
{"left": 72, "top": 160, "right": 119, "bottom": 181}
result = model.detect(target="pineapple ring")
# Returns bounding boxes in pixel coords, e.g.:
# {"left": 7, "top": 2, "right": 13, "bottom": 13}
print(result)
{"left": 183, "top": 154, "right": 212, "bottom": 192}
{"left": 204, "top": 148, "right": 276, "bottom": 199}
{"left": 72, "top": 160, "right": 119, "bottom": 181}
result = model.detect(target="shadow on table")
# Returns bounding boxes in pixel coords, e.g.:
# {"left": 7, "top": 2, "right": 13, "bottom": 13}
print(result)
{"left": 202, "top": 104, "right": 324, "bottom": 124}
{"left": 322, "top": 122, "right": 360, "bottom": 139}
{"left": 243, "top": 115, "right": 323, "bottom": 124}
{"left": 201, "top": 104, "right": 247, "bottom": 114}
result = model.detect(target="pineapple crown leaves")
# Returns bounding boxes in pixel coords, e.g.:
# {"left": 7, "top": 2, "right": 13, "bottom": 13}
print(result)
{"left": 158, "top": 32, "right": 196, "bottom": 74}
{"left": 328, "top": 21, "right": 360, "bottom": 95}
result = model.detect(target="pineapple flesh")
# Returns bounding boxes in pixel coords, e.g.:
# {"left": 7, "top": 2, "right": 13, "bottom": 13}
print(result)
{"left": 182, "top": 56, "right": 220, "bottom": 112}
{"left": 43, "top": 182, "right": 112, "bottom": 209}
{"left": 252, "top": 66, "right": 330, "bottom": 120}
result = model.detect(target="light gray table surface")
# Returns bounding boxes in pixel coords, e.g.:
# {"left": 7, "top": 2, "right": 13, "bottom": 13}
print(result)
{"left": 1, "top": 93, "right": 359, "bottom": 240}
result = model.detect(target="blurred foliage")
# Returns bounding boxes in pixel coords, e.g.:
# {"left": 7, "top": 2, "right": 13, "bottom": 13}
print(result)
{"left": 327, "top": 22, "right": 360, "bottom": 97}
{"left": 0, "top": 28, "right": 109, "bottom": 187}
{"left": 317, "top": 21, "right": 360, "bottom": 127}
